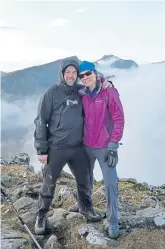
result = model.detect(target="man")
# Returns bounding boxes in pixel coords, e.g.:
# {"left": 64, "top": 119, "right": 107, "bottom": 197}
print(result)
{"left": 34, "top": 58, "right": 102, "bottom": 235}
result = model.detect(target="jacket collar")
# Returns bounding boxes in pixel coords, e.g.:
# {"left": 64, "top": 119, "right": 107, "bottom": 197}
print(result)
{"left": 78, "top": 79, "right": 102, "bottom": 96}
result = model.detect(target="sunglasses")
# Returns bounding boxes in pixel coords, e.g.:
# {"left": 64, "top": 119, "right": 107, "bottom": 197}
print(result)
{"left": 79, "top": 71, "right": 92, "bottom": 79}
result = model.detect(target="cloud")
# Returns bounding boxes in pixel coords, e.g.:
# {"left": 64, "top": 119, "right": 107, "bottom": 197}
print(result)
{"left": 0, "top": 28, "right": 72, "bottom": 71}
{"left": 0, "top": 20, "right": 10, "bottom": 28}
{"left": 94, "top": 62, "right": 165, "bottom": 186}
{"left": 50, "top": 18, "right": 70, "bottom": 27}
{"left": 1, "top": 96, "right": 40, "bottom": 162}
{"left": 74, "top": 7, "right": 89, "bottom": 13}
{"left": 1, "top": 96, "right": 39, "bottom": 129}
{"left": 0, "top": 20, "right": 18, "bottom": 30}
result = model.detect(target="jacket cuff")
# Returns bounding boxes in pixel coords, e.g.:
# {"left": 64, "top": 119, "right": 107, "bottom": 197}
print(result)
{"left": 37, "top": 150, "right": 48, "bottom": 155}
{"left": 108, "top": 142, "right": 119, "bottom": 151}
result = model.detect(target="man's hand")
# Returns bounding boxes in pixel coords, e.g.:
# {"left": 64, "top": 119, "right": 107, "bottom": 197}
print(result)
{"left": 98, "top": 76, "right": 113, "bottom": 89}
{"left": 38, "top": 155, "right": 48, "bottom": 164}
{"left": 104, "top": 142, "right": 119, "bottom": 167}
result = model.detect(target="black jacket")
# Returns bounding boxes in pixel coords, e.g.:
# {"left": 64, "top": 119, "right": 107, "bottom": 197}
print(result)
{"left": 34, "top": 58, "right": 84, "bottom": 155}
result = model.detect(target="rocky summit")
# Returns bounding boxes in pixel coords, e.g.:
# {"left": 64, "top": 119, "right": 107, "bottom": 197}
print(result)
{"left": 1, "top": 153, "right": 165, "bottom": 249}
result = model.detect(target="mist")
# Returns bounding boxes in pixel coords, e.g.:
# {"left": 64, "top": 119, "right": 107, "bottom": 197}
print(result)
{"left": 1, "top": 62, "right": 165, "bottom": 186}
{"left": 1, "top": 96, "right": 40, "bottom": 162}
{"left": 94, "top": 62, "right": 165, "bottom": 186}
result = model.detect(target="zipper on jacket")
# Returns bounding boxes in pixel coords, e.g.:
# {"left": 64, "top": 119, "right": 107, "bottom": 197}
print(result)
{"left": 56, "top": 102, "right": 66, "bottom": 128}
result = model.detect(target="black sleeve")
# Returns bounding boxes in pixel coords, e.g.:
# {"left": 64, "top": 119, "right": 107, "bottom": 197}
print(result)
{"left": 34, "top": 89, "right": 53, "bottom": 155}
{"left": 76, "top": 83, "right": 84, "bottom": 90}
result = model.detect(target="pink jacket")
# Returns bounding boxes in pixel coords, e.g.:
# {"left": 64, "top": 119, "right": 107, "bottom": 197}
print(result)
{"left": 79, "top": 82, "right": 125, "bottom": 148}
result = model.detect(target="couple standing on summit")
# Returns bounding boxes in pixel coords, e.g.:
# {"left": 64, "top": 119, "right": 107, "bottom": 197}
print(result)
{"left": 34, "top": 58, "right": 125, "bottom": 239}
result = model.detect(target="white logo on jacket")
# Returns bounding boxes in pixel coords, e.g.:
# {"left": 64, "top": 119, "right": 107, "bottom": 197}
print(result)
{"left": 66, "top": 99, "right": 78, "bottom": 106}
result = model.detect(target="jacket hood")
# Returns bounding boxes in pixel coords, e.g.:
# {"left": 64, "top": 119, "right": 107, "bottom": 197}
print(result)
{"left": 58, "top": 58, "right": 79, "bottom": 93}
{"left": 61, "top": 58, "right": 79, "bottom": 73}
{"left": 59, "top": 58, "right": 79, "bottom": 82}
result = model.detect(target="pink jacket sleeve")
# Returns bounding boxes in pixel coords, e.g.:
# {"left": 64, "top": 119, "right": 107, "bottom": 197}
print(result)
{"left": 106, "top": 87, "right": 125, "bottom": 142}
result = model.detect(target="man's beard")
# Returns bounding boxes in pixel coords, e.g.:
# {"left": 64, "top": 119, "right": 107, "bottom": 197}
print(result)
{"left": 66, "top": 79, "right": 76, "bottom": 86}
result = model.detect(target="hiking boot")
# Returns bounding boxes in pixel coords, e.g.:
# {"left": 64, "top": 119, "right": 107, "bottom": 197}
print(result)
{"left": 34, "top": 213, "right": 47, "bottom": 235}
{"left": 95, "top": 209, "right": 106, "bottom": 219}
{"left": 69, "top": 203, "right": 79, "bottom": 212}
{"left": 108, "top": 223, "right": 120, "bottom": 239}
{"left": 79, "top": 206, "right": 102, "bottom": 222}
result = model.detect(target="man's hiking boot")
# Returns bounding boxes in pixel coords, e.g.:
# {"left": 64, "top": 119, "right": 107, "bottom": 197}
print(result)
{"left": 108, "top": 223, "right": 120, "bottom": 239}
{"left": 34, "top": 213, "right": 47, "bottom": 235}
{"left": 79, "top": 206, "right": 102, "bottom": 222}
{"left": 69, "top": 203, "right": 105, "bottom": 220}
{"left": 95, "top": 208, "right": 106, "bottom": 219}
{"left": 69, "top": 203, "right": 79, "bottom": 212}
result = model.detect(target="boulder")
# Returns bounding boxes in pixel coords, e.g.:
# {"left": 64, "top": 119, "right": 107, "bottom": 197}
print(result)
{"left": 44, "top": 235, "right": 62, "bottom": 249}
{"left": 9, "top": 152, "right": 30, "bottom": 166}
{"left": 0, "top": 157, "right": 8, "bottom": 166}
{"left": 78, "top": 224, "right": 119, "bottom": 247}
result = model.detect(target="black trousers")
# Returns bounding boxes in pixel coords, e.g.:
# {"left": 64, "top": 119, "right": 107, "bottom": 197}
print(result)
{"left": 38, "top": 146, "right": 92, "bottom": 213}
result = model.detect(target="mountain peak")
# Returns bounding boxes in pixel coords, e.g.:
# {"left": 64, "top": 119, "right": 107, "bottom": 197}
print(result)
{"left": 95, "top": 55, "right": 138, "bottom": 74}
{"left": 99, "top": 55, "right": 117, "bottom": 61}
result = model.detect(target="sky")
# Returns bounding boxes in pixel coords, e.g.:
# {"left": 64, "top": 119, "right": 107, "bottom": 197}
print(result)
{"left": 0, "top": 0, "right": 165, "bottom": 72}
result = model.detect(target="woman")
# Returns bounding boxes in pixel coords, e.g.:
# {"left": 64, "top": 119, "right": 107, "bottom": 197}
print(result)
{"left": 78, "top": 61, "right": 125, "bottom": 239}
